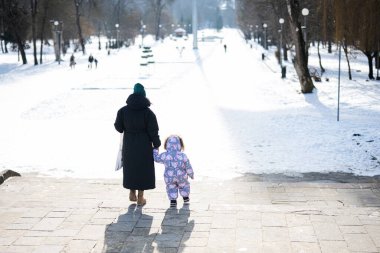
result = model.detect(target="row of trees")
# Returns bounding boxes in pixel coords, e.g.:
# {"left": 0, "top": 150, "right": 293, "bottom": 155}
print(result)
{"left": 0, "top": 0, "right": 232, "bottom": 66}
{"left": 236, "top": 0, "right": 380, "bottom": 93}
{"left": 0, "top": 0, "right": 147, "bottom": 65}
{"left": 0, "top": 0, "right": 178, "bottom": 65}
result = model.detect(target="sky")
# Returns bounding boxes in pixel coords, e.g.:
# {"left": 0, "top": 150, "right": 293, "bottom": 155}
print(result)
{"left": 0, "top": 28, "right": 379, "bottom": 180}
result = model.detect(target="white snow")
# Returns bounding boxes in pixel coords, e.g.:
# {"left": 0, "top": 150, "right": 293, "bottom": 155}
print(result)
{"left": 0, "top": 28, "right": 379, "bottom": 180}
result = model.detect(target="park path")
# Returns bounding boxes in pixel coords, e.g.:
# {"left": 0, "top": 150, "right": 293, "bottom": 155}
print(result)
{"left": 1, "top": 174, "right": 380, "bottom": 252}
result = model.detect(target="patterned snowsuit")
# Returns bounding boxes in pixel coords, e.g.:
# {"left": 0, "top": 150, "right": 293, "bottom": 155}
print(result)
{"left": 153, "top": 136, "right": 194, "bottom": 200}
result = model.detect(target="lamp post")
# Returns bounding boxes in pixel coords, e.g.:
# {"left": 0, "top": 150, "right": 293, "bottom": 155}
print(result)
{"left": 141, "top": 24, "right": 146, "bottom": 47}
{"left": 192, "top": 0, "right": 198, "bottom": 49}
{"left": 337, "top": 41, "right": 342, "bottom": 121}
{"left": 115, "top": 23, "right": 119, "bottom": 49}
{"left": 302, "top": 8, "right": 309, "bottom": 55}
{"left": 279, "top": 18, "right": 286, "bottom": 78}
{"left": 98, "top": 26, "right": 101, "bottom": 50}
{"left": 376, "top": 42, "right": 380, "bottom": 80}
{"left": 279, "top": 18, "right": 284, "bottom": 67}
{"left": 249, "top": 25, "right": 253, "bottom": 42}
{"left": 52, "top": 20, "right": 63, "bottom": 64}
{"left": 263, "top": 23, "right": 268, "bottom": 49}
{"left": 255, "top": 25, "right": 259, "bottom": 43}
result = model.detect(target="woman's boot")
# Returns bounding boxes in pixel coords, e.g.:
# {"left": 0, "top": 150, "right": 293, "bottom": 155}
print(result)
{"left": 137, "top": 190, "right": 146, "bottom": 206}
{"left": 129, "top": 190, "right": 137, "bottom": 201}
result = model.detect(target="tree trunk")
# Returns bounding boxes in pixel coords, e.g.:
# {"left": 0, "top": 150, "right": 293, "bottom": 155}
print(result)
{"left": 284, "top": 46, "right": 288, "bottom": 61}
{"left": 317, "top": 40, "right": 325, "bottom": 74}
{"left": 155, "top": 9, "right": 161, "bottom": 41}
{"left": 15, "top": 34, "right": 27, "bottom": 64}
{"left": 328, "top": 40, "right": 332, "bottom": 53}
{"left": 363, "top": 51, "right": 375, "bottom": 80}
{"left": 342, "top": 41, "right": 352, "bottom": 80}
{"left": 115, "top": 0, "right": 121, "bottom": 47}
{"left": 31, "top": 0, "right": 38, "bottom": 65}
{"left": 286, "top": 0, "right": 314, "bottom": 93}
{"left": 154, "top": 0, "right": 164, "bottom": 41}
{"left": 39, "top": 0, "right": 49, "bottom": 64}
{"left": 0, "top": 0, "right": 5, "bottom": 53}
{"left": 74, "top": 0, "right": 86, "bottom": 55}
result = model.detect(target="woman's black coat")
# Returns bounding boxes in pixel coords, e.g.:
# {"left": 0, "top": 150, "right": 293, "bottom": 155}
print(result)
{"left": 114, "top": 94, "right": 161, "bottom": 190}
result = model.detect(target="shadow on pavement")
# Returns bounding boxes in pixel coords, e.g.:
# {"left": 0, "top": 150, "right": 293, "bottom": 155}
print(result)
{"left": 102, "top": 204, "right": 153, "bottom": 253}
{"left": 102, "top": 204, "right": 194, "bottom": 252}
{"left": 156, "top": 205, "right": 194, "bottom": 252}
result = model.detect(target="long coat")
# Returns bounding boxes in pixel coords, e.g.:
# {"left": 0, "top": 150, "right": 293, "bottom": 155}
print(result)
{"left": 114, "top": 94, "right": 161, "bottom": 190}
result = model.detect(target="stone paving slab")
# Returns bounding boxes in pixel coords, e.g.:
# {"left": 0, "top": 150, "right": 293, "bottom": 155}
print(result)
{"left": 0, "top": 175, "right": 380, "bottom": 253}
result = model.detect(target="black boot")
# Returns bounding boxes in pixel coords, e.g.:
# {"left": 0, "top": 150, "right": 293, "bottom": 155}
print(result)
{"left": 170, "top": 200, "right": 177, "bottom": 207}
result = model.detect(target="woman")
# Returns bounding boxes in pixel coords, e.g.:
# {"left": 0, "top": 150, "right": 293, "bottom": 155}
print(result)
{"left": 114, "top": 83, "right": 161, "bottom": 205}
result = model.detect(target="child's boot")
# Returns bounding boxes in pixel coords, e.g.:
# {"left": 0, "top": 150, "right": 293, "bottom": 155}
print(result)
{"left": 170, "top": 200, "right": 177, "bottom": 208}
{"left": 129, "top": 190, "right": 137, "bottom": 201}
{"left": 137, "top": 190, "right": 146, "bottom": 206}
{"left": 183, "top": 197, "right": 190, "bottom": 205}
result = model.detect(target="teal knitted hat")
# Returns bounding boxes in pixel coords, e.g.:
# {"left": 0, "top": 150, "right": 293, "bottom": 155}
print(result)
{"left": 133, "top": 83, "right": 146, "bottom": 97}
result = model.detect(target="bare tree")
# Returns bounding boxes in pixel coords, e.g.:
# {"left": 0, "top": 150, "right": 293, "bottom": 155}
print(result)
{"left": 38, "top": 0, "right": 50, "bottom": 64}
{"left": 146, "top": 0, "right": 174, "bottom": 41}
{"left": 3, "top": 0, "right": 29, "bottom": 64}
{"left": 320, "top": 0, "right": 334, "bottom": 53}
{"left": 152, "top": 0, "right": 165, "bottom": 41}
{"left": 30, "top": 0, "right": 38, "bottom": 65}
{"left": 286, "top": 0, "right": 314, "bottom": 93}
{"left": 0, "top": 0, "right": 7, "bottom": 53}
{"left": 334, "top": 0, "right": 380, "bottom": 80}
{"left": 73, "top": 0, "right": 86, "bottom": 54}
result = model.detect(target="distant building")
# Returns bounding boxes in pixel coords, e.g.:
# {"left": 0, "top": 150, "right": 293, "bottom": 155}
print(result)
{"left": 174, "top": 28, "right": 187, "bottom": 38}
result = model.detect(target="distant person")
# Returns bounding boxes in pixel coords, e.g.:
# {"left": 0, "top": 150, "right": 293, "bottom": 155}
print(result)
{"left": 69, "top": 54, "right": 76, "bottom": 69}
{"left": 114, "top": 83, "right": 161, "bottom": 206}
{"left": 94, "top": 58, "right": 98, "bottom": 68}
{"left": 153, "top": 135, "right": 194, "bottom": 207}
{"left": 224, "top": 44, "right": 227, "bottom": 53}
{"left": 88, "top": 54, "right": 94, "bottom": 68}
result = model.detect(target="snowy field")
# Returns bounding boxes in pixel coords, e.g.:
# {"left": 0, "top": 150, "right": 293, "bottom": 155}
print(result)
{"left": 0, "top": 28, "right": 379, "bottom": 180}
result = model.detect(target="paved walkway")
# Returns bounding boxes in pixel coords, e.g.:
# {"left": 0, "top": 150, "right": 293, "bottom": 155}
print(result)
{"left": 1, "top": 174, "right": 380, "bottom": 253}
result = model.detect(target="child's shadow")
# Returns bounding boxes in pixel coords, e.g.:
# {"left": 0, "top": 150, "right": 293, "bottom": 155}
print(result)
{"left": 155, "top": 205, "right": 194, "bottom": 251}
{"left": 102, "top": 204, "right": 154, "bottom": 253}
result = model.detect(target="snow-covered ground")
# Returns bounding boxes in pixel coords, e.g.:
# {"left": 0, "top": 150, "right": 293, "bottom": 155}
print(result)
{"left": 0, "top": 28, "right": 379, "bottom": 180}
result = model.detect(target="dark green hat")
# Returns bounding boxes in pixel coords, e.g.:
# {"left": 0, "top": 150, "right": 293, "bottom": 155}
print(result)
{"left": 133, "top": 83, "right": 146, "bottom": 97}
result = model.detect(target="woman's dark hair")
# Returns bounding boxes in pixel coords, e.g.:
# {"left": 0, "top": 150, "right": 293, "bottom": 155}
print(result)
{"left": 164, "top": 135, "right": 185, "bottom": 151}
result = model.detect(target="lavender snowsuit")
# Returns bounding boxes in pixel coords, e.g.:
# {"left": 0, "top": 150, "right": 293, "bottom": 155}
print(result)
{"left": 153, "top": 136, "right": 194, "bottom": 200}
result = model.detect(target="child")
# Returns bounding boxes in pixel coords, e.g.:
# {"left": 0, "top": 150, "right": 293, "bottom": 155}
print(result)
{"left": 153, "top": 135, "right": 194, "bottom": 207}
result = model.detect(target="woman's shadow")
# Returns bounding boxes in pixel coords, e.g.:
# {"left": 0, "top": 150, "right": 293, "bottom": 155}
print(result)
{"left": 102, "top": 204, "right": 154, "bottom": 253}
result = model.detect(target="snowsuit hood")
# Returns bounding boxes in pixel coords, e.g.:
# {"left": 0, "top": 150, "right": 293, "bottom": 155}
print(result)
{"left": 165, "top": 136, "right": 182, "bottom": 152}
{"left": 126, "top": 93, "right": 151, "bottom": 110}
